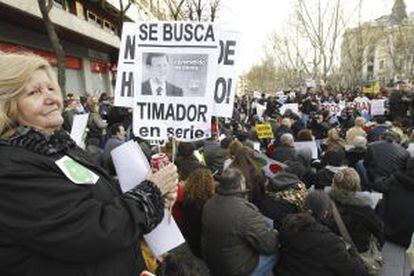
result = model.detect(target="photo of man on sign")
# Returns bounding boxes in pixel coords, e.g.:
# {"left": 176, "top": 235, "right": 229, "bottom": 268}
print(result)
{"left": 141, "top": 53, "right": 184, "bottom": 97}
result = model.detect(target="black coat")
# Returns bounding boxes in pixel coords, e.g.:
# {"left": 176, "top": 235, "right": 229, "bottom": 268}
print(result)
{"left": 330, "top": 193, "right": 384, "bottom": 253}
{"left": 366, "top": 140, "right": 409, "bottom": 184}
{"left": 182, "top": 199, "right": 205, "bottom": 258}
{"left": 275, "top": 214, "right": 367, "bottom": 276}
{"left": 202, "top": 191, "right": 278, "bottom": 276}
{"left": 0, "top": 129, "right": 164, "bottom": 276}
{"left": 376, "top": 170, "right": 414, "bottom": 248}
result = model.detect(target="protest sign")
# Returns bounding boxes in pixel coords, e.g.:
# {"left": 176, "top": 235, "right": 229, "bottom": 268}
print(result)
{"left": 321, "top": 102, "right": 345, "bottom": 116}
{"left": 255, "top": 123, "right": 273, "bottom": 139}
{"left": 256, "top": 103, "right": 267, "bottom": 117}
{"left": 280, "top": 103, "right": 299, "bottom": 115}
{"left": 370, "top": 99, "right": 386, "bottom": 116}
{"left": 70, "top": 113, "right": 89, "bottom": 149}
{"left": 212, "top": 30, "right": 241, "bottom": 118}
{"left": 116, "top": 22, "right": 219, "bottom": 141}
{"left": 253, "top": 91, "right": 261, "bottom": 99}
{"left": 354, "top": 96, "right": 370, "bottom": 112}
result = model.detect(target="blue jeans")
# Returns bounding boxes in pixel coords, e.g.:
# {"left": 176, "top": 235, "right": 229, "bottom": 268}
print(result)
{"left": 250, "top": 253, "right": 278, "bottom": 276}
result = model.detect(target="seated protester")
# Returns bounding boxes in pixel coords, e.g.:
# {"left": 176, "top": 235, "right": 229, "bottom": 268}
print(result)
{"left": 375, "top": 159, "right": 414, "bottom": 248}
{"left": 229, "top": 147, "right": 267, "bottom": 207}
{"left": 274, "top": 118, "right": 294, "bottom": 146}
{"left": 181, "top": 169, "right": 215, "bottom": 258}
{"left": 259, "top": 161, "right": 308, "bottom": 230}
{"left": 365, "top": 131, "right": 410, "bottom": 186}
{"left": 202, "top": 136, "right": 226, "bottom": 176}
{"left": 367, "top": 116, "right": 390, "bottom": 142}
{"left": 84, "top": 137, "right": 104, "bottom": 167}
{"left": 329, "top": 168, "right": 384, "bottom": 253}
{"left": 275, "top": 191, "right": 368, "bottom": 276}
{"left": 272, "top": 133, "right": 297, "bottom": 163}
{"left": 202, "top": 168, "right": 279, "bottom": 276}
{"left": 322, "top": 128, "right": 347, "bottom": 152}
{"left": 102, "top": 123, "right": 127, "bottom": 176}
{"left": 346, "top": 136, "right": 368, "bottom": 169}
{"left": 346, "top": 117, "right": 367, "bottom": 145}
{"left": 175, "top": 142, "right": 204, "bottom": 181}
{"left": 316, "top": 146, "right": 347, "bottom": 189}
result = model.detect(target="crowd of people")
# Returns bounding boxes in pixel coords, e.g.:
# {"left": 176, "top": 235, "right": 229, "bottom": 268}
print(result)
{"left": 1, "top": 52, "right": 414, "bottom": 275}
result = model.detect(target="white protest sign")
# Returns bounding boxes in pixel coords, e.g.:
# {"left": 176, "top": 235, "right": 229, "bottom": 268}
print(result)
{"left": 370, "top": 99, "right": 386, "bottom": 116}
{"left": 354, "top": 96, "right": 370, "bottom": 112}
{"left": 253, "top": 91, "right": 261, "bottom": 99}
{"left": 121, "top": 22, "right": 219, "bottom": 142}
{"left": 111, "top": 140, "right": 150, "bottom": 192}
{"left": 212, "top": 30, "right": 241, "bottom": 118}
{"left": 144, "top": 209, "right": 185, "bottom": 257}
{"left": 295, "top": 141, "right": 318, "bottom": 159}
{"left": 321, "top": 102, "right": 345, "bottom": 116}
{"left": 70, "top": 113, "right": 89, "bottom": 148}
{"left": 280, "top": 103, "right": 299, "bottom": 115}
{"left": 256, "top": 103, "right": 266, "bottom": 117}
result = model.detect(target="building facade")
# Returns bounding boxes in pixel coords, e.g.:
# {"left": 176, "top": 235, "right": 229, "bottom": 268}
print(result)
{"left": 0, "top": 0, "right": 181, "bottom": 96}
{"left": 340, "top": 0, "right": 414, "bottom": 87}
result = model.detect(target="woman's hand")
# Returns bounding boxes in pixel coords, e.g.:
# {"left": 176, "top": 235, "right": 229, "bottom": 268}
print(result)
{"left": 147, "top": 163, "right": 178, "bottom": 203}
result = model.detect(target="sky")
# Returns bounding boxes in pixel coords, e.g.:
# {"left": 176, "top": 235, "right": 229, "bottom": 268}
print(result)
{"left": 216, "top": 0, "right": 414, "bottom": 75}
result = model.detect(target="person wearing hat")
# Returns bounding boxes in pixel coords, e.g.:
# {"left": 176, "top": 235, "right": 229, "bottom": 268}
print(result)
{"left": 202, "top": 167, "right": 279, "bottom": 276}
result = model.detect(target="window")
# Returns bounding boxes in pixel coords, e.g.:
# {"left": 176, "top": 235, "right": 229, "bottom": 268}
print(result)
{"left": 86, "top": 11, "right": 102, "bottom": 28}
{"left": 104, "top": 20, "right": 116, "bottom": 34}
{"left": 75, "top": 1, "right": 85, "bottom": 19}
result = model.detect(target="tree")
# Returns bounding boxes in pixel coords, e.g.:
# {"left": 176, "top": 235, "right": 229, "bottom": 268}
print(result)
{"left": 243, "top": 55, "right": 278, "bottom": 92}
{"left": 37, "top": 0, "right": 66, "bottom": 95}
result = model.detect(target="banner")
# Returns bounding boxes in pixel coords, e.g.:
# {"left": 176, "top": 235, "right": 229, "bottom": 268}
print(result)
{"left": 212, "top": 30, "right": 241, "bottom": 118}
{"left": 255, "top": 123, "right": 273, "bottom": 139}
{"left": 116, "top": 22, "right": 219, "bottom": 141}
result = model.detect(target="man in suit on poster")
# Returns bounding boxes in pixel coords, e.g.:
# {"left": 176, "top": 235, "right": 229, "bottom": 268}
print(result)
{"left": 141, "top": 53, "right": 184, "bottom": 97}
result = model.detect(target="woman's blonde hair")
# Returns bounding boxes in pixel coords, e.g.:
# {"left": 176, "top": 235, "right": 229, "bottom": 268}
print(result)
{"left": 0, "top": 53, "right": 57, "bottom": 137}
{"left": 332, "top": 168, "right": 361, "bottom": 196}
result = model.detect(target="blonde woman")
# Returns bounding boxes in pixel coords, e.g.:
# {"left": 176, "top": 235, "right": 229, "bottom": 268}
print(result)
{"left": 0, "top": 53, "right": 178, "bottom": 275}
{"left": 346, "top": 117, "right": 367, "bottom": 145}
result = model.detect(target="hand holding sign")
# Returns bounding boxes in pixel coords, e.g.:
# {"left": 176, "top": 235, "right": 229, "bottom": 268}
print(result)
{"left": 147, "top": 163, "right": 178, "bottom": 207}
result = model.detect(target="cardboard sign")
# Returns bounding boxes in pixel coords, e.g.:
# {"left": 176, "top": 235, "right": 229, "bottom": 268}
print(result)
{"left": 256, "top": 123, "right": 274, "bottom": 139}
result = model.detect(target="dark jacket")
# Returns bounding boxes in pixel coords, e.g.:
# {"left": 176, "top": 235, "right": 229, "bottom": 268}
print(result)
{"left": 202, "top": 140, "right": 227, "bottom": 175}
{"left": 102, "top": 136, "right": 125, "bottom": 175}
{"left": 367, "top": 124, "right": 390, "bottom": 142}
{"left": 141, "top": 80, "right": 183, "bottom": 97}
{"left": 272, "top": 145, "right": 297, "bottom": 163}
{"left": 202, "top": 190, "right": 278, "bottom": 275}
{"left": 316, "top": 166, "right": 347, "bottom": 190}
{"left": 274, "top": 125, "right": 293, "bottom": 146}
{"left": 329, "top": 192, "right": 384, "bottom": 253}
{"left": 346, "top": 147, "right": 367, "bottom": 169}
{"left": 182, "top": 199, "right": 205, "bottom": 258}
{"left": 366, "top": 140, "right": 409, "bottom": 183}
{"left": 0, "top": 128, "right": 164, "bottom": 276}
{"left": 376, "top": 170, "right": 414, "bottom": 248}
{"left": 275, "top": 214, "right": 367, "bottom": 276}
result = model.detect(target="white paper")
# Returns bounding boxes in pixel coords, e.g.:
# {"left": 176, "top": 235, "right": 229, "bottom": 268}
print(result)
{"left": 212, "top": 30, "right": 241, "bottom": 118}
{"left": 253, "top": 142, "right": 261, "bottom": 152}
{"left": 295, "top": 141, "right": 318, "bottom": 159}
{"left": 70, "top": 113, "right": 89, "bottom": 148}
{"left": 256, "top": 103, "right": 266, "bottom": 117}
{"left": 370, "top": 99, "right": 386, "bottom": 116}
{"left": 280, "top": 103, "right": 300, "bottom": 115}
{"left": 144, "top": 209, "right": 185, "bottom": 257}
{"left": 111, "top": 140, "right": 150, "bottom": 192}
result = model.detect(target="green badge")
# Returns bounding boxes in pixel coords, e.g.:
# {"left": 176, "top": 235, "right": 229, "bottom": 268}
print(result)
{"left": 56, "top": 156, "right": 99, "bottom": 184}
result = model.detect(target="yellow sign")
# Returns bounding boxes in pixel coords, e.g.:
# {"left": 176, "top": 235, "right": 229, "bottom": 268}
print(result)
{"left": 256, "top": 124, "right": 274, "bottom": 139}
{"left": 373, "top": 83, "right": 381, "bottom": 94}
{"left": 363, "top": 86, "right": 373, "bottom": 94}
